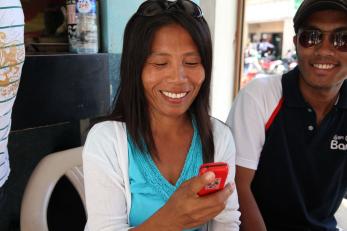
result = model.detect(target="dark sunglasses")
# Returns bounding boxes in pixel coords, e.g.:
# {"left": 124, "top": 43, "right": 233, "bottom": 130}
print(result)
{"left": 136, "top": 0, "right": 203, "bottom": 19}
{"left": 298, "top": 28, "right": 347, "bottom": 52}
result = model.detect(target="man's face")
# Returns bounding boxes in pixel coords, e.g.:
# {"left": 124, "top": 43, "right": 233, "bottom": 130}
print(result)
{"left": 294, "top": 10, "right": 347, "bottom": 90}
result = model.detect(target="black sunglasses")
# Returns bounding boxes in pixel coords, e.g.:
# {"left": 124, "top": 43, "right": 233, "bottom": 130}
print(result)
{"left": 136, "top": 0, "right": 203, "bottom": 19}
{"left": 298, "top": 28, "right": 347, "bottom": 52}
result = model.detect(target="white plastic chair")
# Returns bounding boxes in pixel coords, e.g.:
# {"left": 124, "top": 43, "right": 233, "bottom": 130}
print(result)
{"left": 20, "top": 146, "right": 85, "bottom": 231}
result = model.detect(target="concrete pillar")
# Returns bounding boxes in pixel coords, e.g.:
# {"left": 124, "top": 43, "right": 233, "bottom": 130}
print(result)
{"left": 201, "top": 0, "right": 237, "bottom": 121}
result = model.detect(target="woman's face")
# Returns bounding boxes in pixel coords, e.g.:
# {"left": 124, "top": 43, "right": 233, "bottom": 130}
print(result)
{"left": 142, "top": 23, "right": 205, "bottom": 120}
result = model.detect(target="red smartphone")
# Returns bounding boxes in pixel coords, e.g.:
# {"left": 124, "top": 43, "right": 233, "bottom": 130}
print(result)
{"left": 197, "top": 162, "right": 229, "bottom": 196}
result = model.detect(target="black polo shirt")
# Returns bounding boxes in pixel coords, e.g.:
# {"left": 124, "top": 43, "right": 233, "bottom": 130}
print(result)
{"left": 251, "top": 68, "right": 347, "bottom": 231}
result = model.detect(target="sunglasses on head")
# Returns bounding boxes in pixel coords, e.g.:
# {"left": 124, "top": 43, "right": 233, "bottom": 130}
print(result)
{"left": 298, "top": 28, "right": 347, "bottom": 52}
{"left": 136, "top": 0, "right": 203, "bottom": 19}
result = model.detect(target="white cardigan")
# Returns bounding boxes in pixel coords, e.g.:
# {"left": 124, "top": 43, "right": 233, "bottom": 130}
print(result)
{"left": 83, "top": 118, "right": 240, "bottom": 231}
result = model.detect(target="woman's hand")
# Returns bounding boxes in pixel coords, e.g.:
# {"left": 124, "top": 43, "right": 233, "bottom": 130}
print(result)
{"left": 134, "top": 171, "right": 235, "bottom": 231}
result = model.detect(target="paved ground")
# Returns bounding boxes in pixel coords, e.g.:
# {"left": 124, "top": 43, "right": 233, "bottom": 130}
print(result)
{"left": 336, "top": 199, "right": 347, "bottom": 230}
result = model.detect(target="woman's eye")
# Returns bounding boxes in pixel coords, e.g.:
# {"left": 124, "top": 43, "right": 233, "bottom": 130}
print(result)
{"left": 184, "top": 57, "right": 201, "bottom": 66}
{"left": 147, "top": 61, "right": 167, "bottom": 67}
{"left": 155, "top": 63, "right": 167, "bottom": 66}
{"left": 185, "top": 62, "right": 199, "bottom": 66}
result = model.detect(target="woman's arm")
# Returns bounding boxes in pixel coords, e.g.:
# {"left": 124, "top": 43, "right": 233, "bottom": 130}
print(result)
{"left": 84, "top": 154, "right": 130, "bottom": 231}
{"left": 209, "top": 122, "right": 241, "bottom": 230}
{"left": 83, "top": 123, "right": 131, "bottom": 231}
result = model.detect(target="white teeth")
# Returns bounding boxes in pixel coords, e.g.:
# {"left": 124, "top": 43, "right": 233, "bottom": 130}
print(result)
{"left": 161, "top": 91, "right": 188, "bottom": 99}
{"left": 313, "top": 64, "right": 335, "bottom": 70}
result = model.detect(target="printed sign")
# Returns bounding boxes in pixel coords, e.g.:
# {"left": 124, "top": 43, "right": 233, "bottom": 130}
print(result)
{"left": 76, "top": 0, "right": 96, "bottom": 14}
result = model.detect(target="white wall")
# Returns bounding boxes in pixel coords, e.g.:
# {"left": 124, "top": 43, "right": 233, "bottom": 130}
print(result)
{"left": 246, "top": 0, "right": 295, "bottom": 24}
{"left": 201, "top": 0, "right": 238, "bottom": 122}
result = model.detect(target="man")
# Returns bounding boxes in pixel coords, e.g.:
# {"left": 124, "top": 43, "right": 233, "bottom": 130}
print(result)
{"left": 227, "top": 0, "right": 347, "bottom": 230}
{"left": 257, "top": 38, "right": 275, "bottom": 58}
{"left": 0, "top": 0, "right": 25, "bottom": 229}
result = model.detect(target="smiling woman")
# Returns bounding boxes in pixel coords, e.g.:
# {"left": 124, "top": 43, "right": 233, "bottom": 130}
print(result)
{"left": 82, "top": 0, "right": 240, "bottom": 230}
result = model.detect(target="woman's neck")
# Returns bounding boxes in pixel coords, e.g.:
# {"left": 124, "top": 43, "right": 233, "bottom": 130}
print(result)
{"left": 149, "top": 113, "right": 191, "bottom": 137}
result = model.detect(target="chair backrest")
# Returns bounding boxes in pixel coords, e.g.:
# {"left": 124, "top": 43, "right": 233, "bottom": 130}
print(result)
{"left": 20, "top": 146, "right": 85, "bottom": 231}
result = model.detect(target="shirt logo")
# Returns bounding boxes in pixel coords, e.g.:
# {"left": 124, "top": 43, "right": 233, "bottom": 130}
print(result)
{"left": 330, "top": 135, "right": 347, "bottom": 151}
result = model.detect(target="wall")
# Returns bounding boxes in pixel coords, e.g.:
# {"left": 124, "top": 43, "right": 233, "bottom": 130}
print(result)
{"left": 100, "top": 0, "right": 144, "bottom": 53}
{"left": 248, "top": 21, "right": 284, "bottom": 34}
{"left": 201, "top": 0, "right": 238, "bottom": 121}
{"left": 245, "top": 0, "right": 295, "bottom": 23}
{"left": 101, "top": 0, "right": 200, "bottom": 54}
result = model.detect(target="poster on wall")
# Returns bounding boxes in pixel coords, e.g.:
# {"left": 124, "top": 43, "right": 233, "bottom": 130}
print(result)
{"left": 22, "top": 0, "right": 68, "bottom": 53}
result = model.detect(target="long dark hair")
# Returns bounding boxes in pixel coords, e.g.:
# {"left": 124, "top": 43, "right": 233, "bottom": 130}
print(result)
{"left": 111, "top": 1, "right": 214, "bottom": 163}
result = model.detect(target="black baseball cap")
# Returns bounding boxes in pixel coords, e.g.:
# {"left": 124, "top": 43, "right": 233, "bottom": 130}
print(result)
{"left": 293, "top": 0, "right": 347, "bottom": 33}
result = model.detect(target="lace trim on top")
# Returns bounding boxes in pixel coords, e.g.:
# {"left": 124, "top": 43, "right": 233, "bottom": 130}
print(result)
{"left": 127, "top": 120, "right": 203, "bottom": 201}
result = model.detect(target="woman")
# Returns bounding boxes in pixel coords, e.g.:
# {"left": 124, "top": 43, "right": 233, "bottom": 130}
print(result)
{"left": 83, "top": 0, "right": 240, "bottom": 230}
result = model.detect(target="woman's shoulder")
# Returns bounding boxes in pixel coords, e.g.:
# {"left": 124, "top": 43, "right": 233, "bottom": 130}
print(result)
{"left": 83, "top": 120, "right": 127, "bottom": 158}
{"left": 210, "top": 117, "right": 231, "bottom": 136}
{"left": 210, "top": 117, "right": 234, "bottom": 146}
{"left": 88, "top": 120, "right": 126, "bottom": 137}
{"left": 209, "top": 117, "right": 235, "bottom": 161}
{"left": 83, "top": 121, "right": 129, "bottom": 186}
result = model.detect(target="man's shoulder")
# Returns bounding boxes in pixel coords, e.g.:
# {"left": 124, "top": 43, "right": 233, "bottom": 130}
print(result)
{"left": 240, "top": 75, "right": 283, "bottom": 103}
{"left": 231, "top": 75, "right": 284, "bottom": 127}
{"left": 244, "top": 74, "right": 282, "bottom": 90}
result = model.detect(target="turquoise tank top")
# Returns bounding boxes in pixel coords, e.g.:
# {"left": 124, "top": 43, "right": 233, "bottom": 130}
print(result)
{"left": 128, "top": 121, "right": 203, "bottom": 230}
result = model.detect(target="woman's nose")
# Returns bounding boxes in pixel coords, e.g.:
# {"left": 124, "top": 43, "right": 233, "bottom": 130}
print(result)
{"left": 167, "top": 62, "right": 186, "bottom": 82}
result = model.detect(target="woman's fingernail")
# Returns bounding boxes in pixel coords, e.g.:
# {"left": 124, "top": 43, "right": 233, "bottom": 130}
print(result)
{"left": 205, "top": 171, "right": 215, "bottom": 181}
